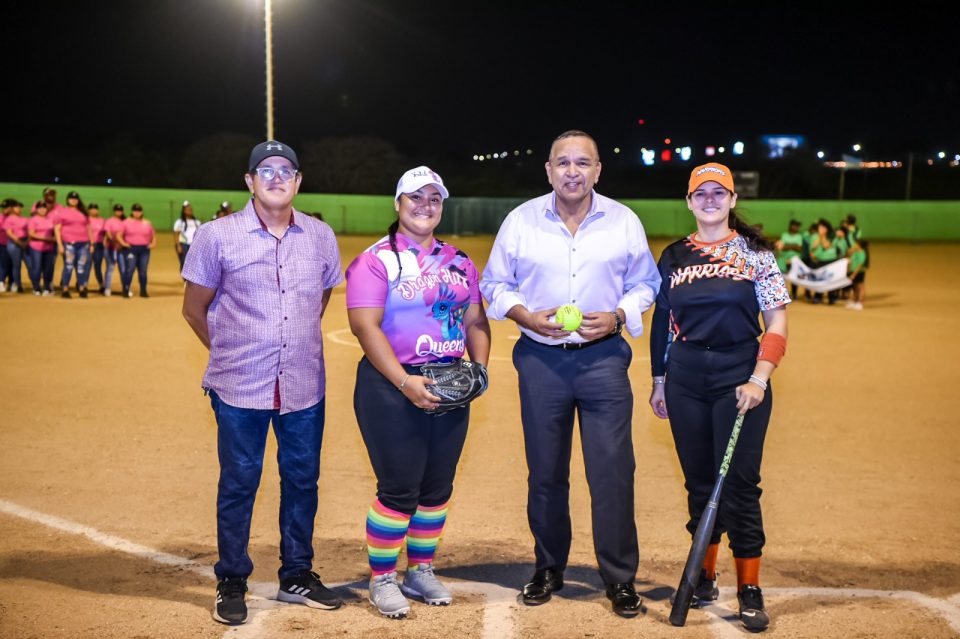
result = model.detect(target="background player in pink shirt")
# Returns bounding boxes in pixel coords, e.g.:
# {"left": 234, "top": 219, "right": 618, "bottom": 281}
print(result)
{"left": 346, "top": 166, "right": 490, "bottom": 618}
{"left": 27, "top": 201, "right": 57, "bottom": 295}
{"left": 3, "top": 200, "right": 29, "bottom": 293}
{"left": 53, "top": 190, "right": 93, "bottom": 298}
{"left": 0, "top": 199, "right": 13, "bottom": 291}
{"left": 116, "top": 203, "right": 156, "bottom": 298}
{"left": 87, "top": 203, "right": 107, "bottom": 294}
{"left": 102, "top": 204, "right": 127, "bottom": 296}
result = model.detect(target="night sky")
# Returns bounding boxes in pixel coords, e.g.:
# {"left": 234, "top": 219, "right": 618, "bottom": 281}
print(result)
{"left": 10, "top": 1, "right": 959, "bottom": 183}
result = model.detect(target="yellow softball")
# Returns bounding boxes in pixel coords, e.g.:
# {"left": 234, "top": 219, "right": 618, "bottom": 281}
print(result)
{"left": 555, "top": 304, "right": 583, "bottom": 331}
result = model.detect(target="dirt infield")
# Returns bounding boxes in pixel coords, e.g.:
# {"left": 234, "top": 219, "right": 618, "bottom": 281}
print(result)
{"left": 1, "top": 235, "right": 958, "bottom": 639}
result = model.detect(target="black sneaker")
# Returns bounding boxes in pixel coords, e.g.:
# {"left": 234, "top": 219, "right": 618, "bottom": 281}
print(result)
{"left": 213, "top": 577, "right": 248, "bottom": 625}
{"left": 139, "top": 290, "right": 149, "bottom": 298}
{"left": 277, "top": 570, "right": 342, "bottom": 610}
{"left": 737, "top": 585, "right": 770, "bottom": 632}
{"left": 61, "top": 289, "right": 71, "bottom": 299}
{"left": 79, "top": 288, "right": 88, "bottom": 298}
{"left": 692, "top": 569, "right": 719, "bottom": 607}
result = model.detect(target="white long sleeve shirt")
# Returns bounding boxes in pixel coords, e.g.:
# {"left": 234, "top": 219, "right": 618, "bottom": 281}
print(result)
{"left": 480, "top": 191, "right": 661, "bottom": 344}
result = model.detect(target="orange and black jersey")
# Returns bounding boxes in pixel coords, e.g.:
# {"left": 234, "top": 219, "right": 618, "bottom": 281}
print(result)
{"left": 650, "top": 232, "right": 790, "bottom": 376}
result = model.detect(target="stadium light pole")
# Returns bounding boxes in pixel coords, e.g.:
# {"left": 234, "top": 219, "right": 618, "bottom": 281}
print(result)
{"left": 264, "top": 0, "right": 275, "bottom": 140}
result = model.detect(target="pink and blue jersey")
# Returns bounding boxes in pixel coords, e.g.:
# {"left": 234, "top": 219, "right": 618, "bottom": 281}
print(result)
{"left": 346, "top": 233, "right": 482, "bottom": 365}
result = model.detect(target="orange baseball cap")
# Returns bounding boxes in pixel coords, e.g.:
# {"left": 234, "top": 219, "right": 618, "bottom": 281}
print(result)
{"left": 688, "top": 162, "right": 735, "bottom": 194}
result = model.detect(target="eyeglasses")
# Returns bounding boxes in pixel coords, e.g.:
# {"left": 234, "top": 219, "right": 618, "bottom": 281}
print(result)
{"left": 253, "top": 166, "right": 298, "bottom": 182}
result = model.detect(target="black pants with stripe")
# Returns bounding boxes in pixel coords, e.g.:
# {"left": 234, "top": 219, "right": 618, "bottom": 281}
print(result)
{"left": 665, "top": 340, "right": 771, "bottom": 558}
{"left": 513, "top": 334, "right": 638, "bottom": 586}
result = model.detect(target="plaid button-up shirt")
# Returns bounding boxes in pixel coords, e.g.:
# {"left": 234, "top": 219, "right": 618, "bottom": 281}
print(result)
{"left": 182, "top": 199, "right": 343, "bottom": 414}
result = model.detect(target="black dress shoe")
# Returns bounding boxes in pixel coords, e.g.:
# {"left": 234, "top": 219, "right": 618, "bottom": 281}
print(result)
{"left": 606, "top": 582, "right": 642, "bottom": 618}
{"left": 521, "top": 568, "right": 564, "bottom": 605}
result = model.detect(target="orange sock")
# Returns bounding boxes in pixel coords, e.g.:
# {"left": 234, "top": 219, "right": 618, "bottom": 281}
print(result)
{"left": 735, "top": 557, "right": 761, "bottom": 590}
{"left": 702, "top": 543, "right": 720, "bottom": 580}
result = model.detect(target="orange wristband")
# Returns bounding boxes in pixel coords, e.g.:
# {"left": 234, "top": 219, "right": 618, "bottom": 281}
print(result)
{"left": 757, "top": 332, "right": 786, "bottom": 366}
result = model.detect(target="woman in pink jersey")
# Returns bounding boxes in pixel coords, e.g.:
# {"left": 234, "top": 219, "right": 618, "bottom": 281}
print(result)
{"left": 54, "top": 190, "right": 93, "bottom": 298}
{"left": 87, "top": 203, "right": 107, "bottom": 294}
{"left": 3, "top": 200, "right": 29, "bottom": 293}
{"left": 116, "top": 203, "right": 156, "bottom": 298}
{"left": 27, "top": 201, "right": 57, "bottom": 295}
{"left": 0, "top": 199, "right": 15, "bottom": 291}
{"left": 102, "top": 204, "right": 127, "bottom": 296}
{"left": 346, "top": 167, "right": 491, "bottom": 619}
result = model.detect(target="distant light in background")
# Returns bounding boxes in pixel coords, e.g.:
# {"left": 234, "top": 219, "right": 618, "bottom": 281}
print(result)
{"left": 680, "top": 146, "right": 692, "bottom": 161}
{"left": 486, "top": 154, "right": 492, "bottom": 159}
{"left": 955, "top": 154, "right": 960, "bottom": 161}
{"left": 613, "top": 147, "right": 621, "bottom": 154}
{"left": 852, "top": 143, "right": 862, "bottom": 152}
{"left": 106, "top": 178, "right": 113, "bottom": 184}
{"left": 718, "top": 147, "right": 725, "bottom": 154}
{"left": 478, "top": 155, "right": 484, "bottom": 162}
{"left": 637, "top": 118, "right": 645, "bottom": 125}
{"left": 526, "top": 149, "right": 533, "bottom": 155}
{"left": 661, "top": 149, "right": 672, "bottom": 162}
{"left": 927, "top": 159, "right": 934, "bottom": 165}
{"left": 733, "top": 141, "right": 745, "bottom": 156}
{"left": 493, "top": 153, "right": 499, "bottom": 159}
{"left": 705, "top": 146, "right": 716, "bottom": 157}
{"left": 472, "top": 155, "right": 478, "bottom": 160}
{"left": 54, "top": 177, "right": 60, "bottom": 183}
{"left": 674, "top": 148, "right": 681, "bottom": 154}
{"left": 664, "top": 138, "right": 671, "bottom": 145}
{"left": 641, "top": 149, "right": 655, "bottom": 166}
{"left": 938, "top": 151, "right": 946, "bottom": 159}
{"left": 817, "top": 151, "right": 825, "bottom": 159}
{"left": 514, "top": 150, "right": 520, "bottom": 156}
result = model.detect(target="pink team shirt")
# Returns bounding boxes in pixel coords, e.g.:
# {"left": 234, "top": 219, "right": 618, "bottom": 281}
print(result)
{"left": 0, "top": 215, "right": 8, "bottom": 245}
{"left": 122, "top": 218, "right": 155, "bottom": 246}
{"left": 181, "top": 200, "right": 344, "bottom": 414}
{"left": 53, "top": 206, "right": 91, "bottom": 243}
{"left": 3, "top": 215, "right": 29, "bottom": 241}
{"left": 28, "top": 216, "right": 56, "bottom": 252}
{"left": 345, "top": 233, "right": 482, "bottom": 365}
{"left": 104, "top": 217, "right": 125, "bottom": 249}
{"left": 89, "top": 216, "right": 106, "bottom": 243}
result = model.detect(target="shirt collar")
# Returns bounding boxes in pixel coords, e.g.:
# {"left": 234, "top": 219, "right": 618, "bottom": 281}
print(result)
{"left": 544, "top": 190, "right": 602, "bottom": 221}
{"left": 241, "top": 197, "right": 300, "bottom": 233}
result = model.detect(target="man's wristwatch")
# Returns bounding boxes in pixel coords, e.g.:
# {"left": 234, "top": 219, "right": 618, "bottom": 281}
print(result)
{"left": 610, "top": 311, "right": 624, "bottom": 335}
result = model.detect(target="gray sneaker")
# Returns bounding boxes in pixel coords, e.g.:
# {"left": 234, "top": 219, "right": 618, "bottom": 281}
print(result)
{"left": 369, "top": 572, "right": 411, "bottom": 618}
{"left": 401, "top": 564, "right": 452, "bottom": 605}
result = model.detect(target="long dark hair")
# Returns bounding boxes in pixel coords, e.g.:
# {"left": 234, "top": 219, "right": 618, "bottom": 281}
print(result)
{"left": 387, "top": 219, "right": 403, "bottom": 284}
{"left": 68, "top": 194, "right": 88, "bottom": 216}
{"left": 729, "top": 209, "right": 775, "bottom": 252}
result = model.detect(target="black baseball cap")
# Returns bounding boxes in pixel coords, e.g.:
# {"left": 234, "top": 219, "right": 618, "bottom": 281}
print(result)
{"left": 113, "top": 203, "right": 125, "bottom": 211}
{"left": 248, "top": 140, "right": 299, "bottom": 172}
{"left": 131, "top": 203, "right": 143, "bottom": 211}
{"left": 67, "top": 191, "right": 80, "bottom": 199}
{"left": 88, "top": 202, "right": 99, "bottom": 209}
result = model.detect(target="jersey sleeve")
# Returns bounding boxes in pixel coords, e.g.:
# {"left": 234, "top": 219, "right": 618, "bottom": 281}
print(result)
{"left": 345, "top": 252, "right": 389, "bottom": 309}
{"left": 649, "top": 253, "right": 673, "bottom": 377}
{"left": 755, "top": 250, "right": 791, "bottom": 310}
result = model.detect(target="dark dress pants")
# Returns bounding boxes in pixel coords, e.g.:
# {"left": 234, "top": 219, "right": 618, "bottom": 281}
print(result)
{"left": 513, "top": 335, "right": 638, "bottom": 586}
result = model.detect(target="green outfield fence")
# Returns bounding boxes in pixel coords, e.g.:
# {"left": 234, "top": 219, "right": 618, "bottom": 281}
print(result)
{"left": 3, "top": 183, "right": 958, "bottom": 241}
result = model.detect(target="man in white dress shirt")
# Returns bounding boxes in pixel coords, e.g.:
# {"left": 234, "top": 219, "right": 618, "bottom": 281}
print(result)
{"left": 480, "top": 130, "right": 661, "bottom": 618}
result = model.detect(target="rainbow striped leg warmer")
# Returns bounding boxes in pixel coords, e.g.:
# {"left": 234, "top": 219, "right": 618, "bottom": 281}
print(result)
{"left": 366, "top": 499, "right": 411, "bottom": 576}
{"left": 406, "top": 502, "right": 449, "bottom": 568}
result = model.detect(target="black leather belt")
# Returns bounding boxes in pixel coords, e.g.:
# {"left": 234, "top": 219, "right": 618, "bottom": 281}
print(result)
{"left": 525, "top": 332, "right": 619, "bottom": 350}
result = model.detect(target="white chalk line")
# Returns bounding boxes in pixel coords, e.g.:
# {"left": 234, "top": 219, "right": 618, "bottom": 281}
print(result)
{"left": 0, "top": 498, "right": 517, "bottom": 639}
{"left": 699, "top": 586, "right": 960, "bottom": 638}
{"left": 3, "top": 498, "right": 958, "bottom": 637}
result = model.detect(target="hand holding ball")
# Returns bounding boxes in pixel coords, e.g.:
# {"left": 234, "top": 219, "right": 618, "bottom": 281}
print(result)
{"left": 554, "top": 304, "right": 582, "bottom": 331}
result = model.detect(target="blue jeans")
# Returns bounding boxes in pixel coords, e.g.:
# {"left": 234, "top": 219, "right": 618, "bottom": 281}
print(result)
{"left": 6, "top": 241, "right": 26, "bottom": 289}
{"left": 209, "top": 390, "right": 326, "bottom": 580}
{"left": 90, "top": 243, "right": 105, "bottom": 288}
{"left": 103, "top": 246, "right": 127, "bottom": 292}
{"left": 120, "top": 246, "right": 150, "bottom": 293}
{"left": 27, "top": 249, "right": 56, "bottom": 292}
{"left": 60, "top": 242, "right": 91, "bottom": 289}
{"left": 0, "top": 242, "right": 12, "bottom": 287}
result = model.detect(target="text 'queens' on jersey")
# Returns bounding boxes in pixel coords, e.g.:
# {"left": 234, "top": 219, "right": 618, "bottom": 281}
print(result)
{"left": 345, "top": 233, "right": 482, "bottom": 364}
{"left": 654, "top": 231, "right": 790, "bottom": 353}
